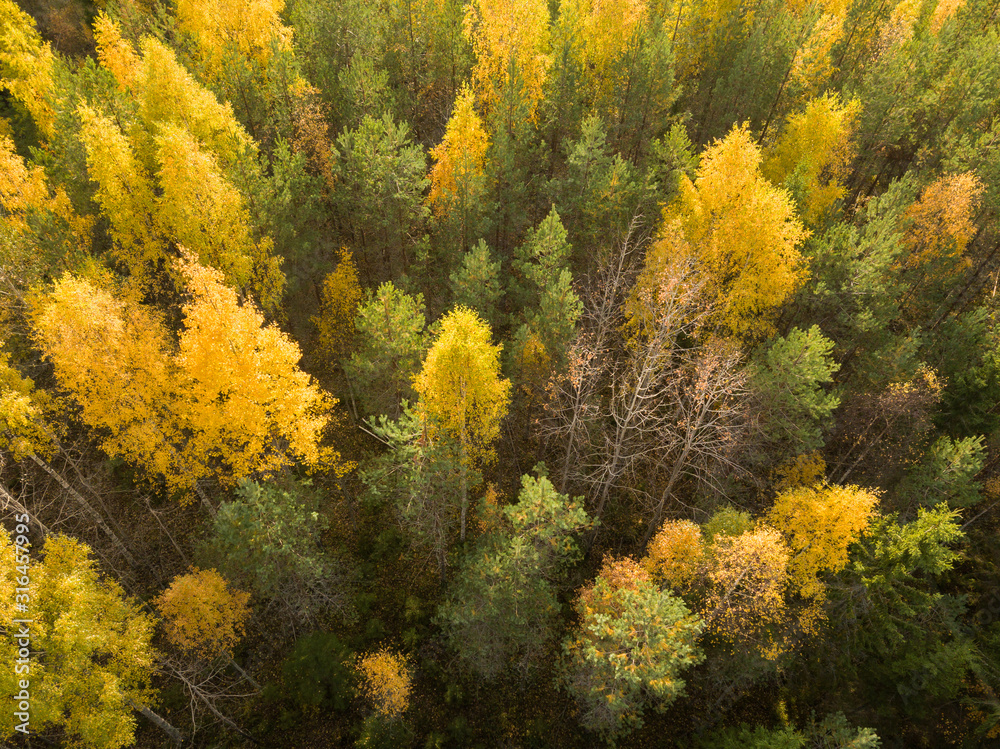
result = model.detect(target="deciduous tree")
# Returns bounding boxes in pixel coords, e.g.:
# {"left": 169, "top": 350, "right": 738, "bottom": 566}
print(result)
{"left": 155, "top": 568, "right": 251, "bottom": 660}
{"left": 427, "top": 85, "right": 489, "bottom": 250}
{"left": 763, "top": 93, "right": 860, "bottom": 225}
{"left": 656, "top": 123, "right": 809, "bottom": 340}
{"left": 767, "top": 482, "right": 879, "bottom": 616}
{"left": 413, "top": 306, "right": 510, "bottom": 539}
{"left": 464, "top": 0, "right": 551, "bottom": 126}
{"left": 0, "top": 533, "right": 156, "bottom": 748}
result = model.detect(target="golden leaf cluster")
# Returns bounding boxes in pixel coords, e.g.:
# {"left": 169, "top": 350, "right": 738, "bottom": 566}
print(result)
{"left": 356, "top": 648, "right": 413, "bottom": 720}
{"left": 154, "top": 568, "right": 251, "bottom": 659}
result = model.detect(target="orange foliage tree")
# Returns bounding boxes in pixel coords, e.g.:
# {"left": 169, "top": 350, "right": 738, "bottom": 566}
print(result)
{"left": 155, "top": 568, "right": 251, "bottom": 660}
{"left": 356, "top": 648, "right": 413, "bottom": 720}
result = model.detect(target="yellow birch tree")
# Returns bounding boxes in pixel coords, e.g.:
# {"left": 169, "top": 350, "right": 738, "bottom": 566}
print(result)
{"left": 413, "top": 306, "right": 510, "bottom": 539}
{"left": 652, "top": 123, "right": 809, "bottom": 340}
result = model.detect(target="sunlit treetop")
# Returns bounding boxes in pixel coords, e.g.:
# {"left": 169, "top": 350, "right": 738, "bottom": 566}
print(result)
{"left": 93, "top": 12, "right": 141, "bottom": 91}
{"left": 763, "top": 93, "right": 860, "bottom": 226}
{"left": 413, "top": 306, "right": 511, "bottom": 465}
{"left": 464, "top": 0, "right": 552, "bottom": 123}
{"left": 428, "top": 85, "right": 490, "bottom": 218}
{"left": 898, "top": 171, "right": 984, "bottom": 273}
{"left": 154, "top": 567, "right": 251, "bottom": 660}
{"left": 768, "top": 482, "right": 880, "bottom": 601}
{"left": 76, "top": 105, "right": 164, "bottom": 290}
{"left": 0, "top": 533, "right": 157, "bottom": 748}
{"left": 0, "top": 346, "right": 56, "bottom": 460}
{"left": 661, "top": 123, "right": 809, "bottom": 340}
{"left": 558, "top": 0, "right": 649, "bottom": 104}
{"left": 175, "top": 0, "right": 294, "bottom": 74}
{"left": 356, "top": 648, "right": 413, "bottom": 720}
{"left": 174, "top": 252, "right": 345, "bottom": 482}
{"left": 0, "top": 0, "right": 55, "bottom": 137}
{"left": 93, "top": 17, "right": 255, "bottom": 170}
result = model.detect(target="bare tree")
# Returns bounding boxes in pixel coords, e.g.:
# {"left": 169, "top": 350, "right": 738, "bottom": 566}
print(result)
{"left": 541, "top": 239, "right": 754, "bottom": 538}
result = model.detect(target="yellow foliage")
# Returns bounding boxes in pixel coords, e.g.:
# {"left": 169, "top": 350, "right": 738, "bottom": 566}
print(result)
{"left": 668, "top": 0, "right": 750, "bottom": 81}
{"left": 135, "top": 36, "right": 255, "bottom": 169}
{"left": 0, "top": 136, "right": 89, "bottom": 241}
{"left": 0, "top": 347, "right": 55, "bottom": 460}
{"left": 176, "top": 0, "right": 293, "bottom": 73}
{"left": 581, "top": 556, "right": 651, "bottom": 613}
{"left": 154, "top": 124, "right": 284, "bottom": 308}
{"left": 0, "top": 533, "right": 156, "bottom": 747}
{"left": 356, "top": 648, "right": 413, "bottom": 720}
{"left": 0, "top": 137, "right": 92, "bottom": 297}
{"left": 413, "top": 306, "right": 511, "bottom": 465}
{"left": 93, "top": 12, "right": 141, "bottom": 91}
{"left": 772, "top": 451, "right": 827, "bottom": 492}
{"left": 30, "top": 274, "right": 182, "bottom": 484}
{"left": 763, "top": 94, "right": 860, "bottom": 225}
{"left": 428, "top": 85, "right": 490, "bottom": 219}
{"left": 560, "top": 0, "right": 649, "bottom": 106}
{"left": 930, "top": 0, "right": 965, "bottom": 33}
{"left": 768, "top": 482, "right": 879, "bottom": 601}
{"left": 313, "top": 248, "right": 363, "bottom": 365}
{"left": 77, "top": 105, "right": 165, "bottom": 288}
{"left": 898, "top": 172, "right": 984, "bottom": 273}
{"left": 878, "top": 0, "right": 922, "bottom": 51}
{"left": 464, "top": 0, "right": 551, "bottom": 123}
{"left": 174, "top": 253, "right": 341, "bottom": 483}
{"left": 789, "top": 13, "right": 847, "bottom": 100}
{"left": 0, "top": 0, "right": 56, "bottom": 137}
{"left": 513, "top": 329, "right": 552, "bottom": 401}
{"left": 31, "top": 259, "right": 346, "bottom": 500}
{"left": 657, "top": 124, "right": 808, "bottom": 340}
{"left": 155, "top": 568, "right": 251, "bottom": 659}
{"left": 702, "top": 526, "right": 790, "bottom": 659}
{"left": 644, "top": 519, "right": 705, "bottom": 591}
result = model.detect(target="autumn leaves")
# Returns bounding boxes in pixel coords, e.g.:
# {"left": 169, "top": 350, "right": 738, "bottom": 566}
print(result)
{"left": 31, "top": 257, "right": 342, "bottom": 510}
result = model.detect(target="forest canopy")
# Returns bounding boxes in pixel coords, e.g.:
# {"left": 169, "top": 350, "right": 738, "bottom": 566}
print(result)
{"left": 1, "top": 0, "right": 1000, "bottom": 746}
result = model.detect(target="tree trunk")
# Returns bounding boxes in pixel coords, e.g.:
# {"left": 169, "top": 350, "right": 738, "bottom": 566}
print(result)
{"left": 30, "top": 454, "right": 140, "bottom": 568}
{"left": 129, "top": 700, "right": 185, "bottom": 746}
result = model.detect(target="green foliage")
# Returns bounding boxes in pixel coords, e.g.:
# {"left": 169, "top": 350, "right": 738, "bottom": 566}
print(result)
{"left": 356, "top": 711, "right": 415, "bottom": 749}
{"left": 346, "top": 282, "right": 428, "bottom": 419}
{"left": 437, "top": 473, "right": 594, "bottom": 680}
{"left": 703, "top": 506, "right": 754, "bottom": 544}
{"left": 697, "top": 724, "right": 806, "bottom": 749}
{"left": 198, "top": 478, "right": 352, "bottom": 622}
{"left": 559, "top": 560, "right": 704, "bottom": 743}
{"left": 751, "top": 326, "right": 841, "bottom": 456}
{"left": 266, "top": 632, "right": 355, "bottom": 715}
{"left": 552, "top": 115, "right": 647, "bottom": 257}
{"left": 332, "top": 113, "right": 428, "bottom": 280}
{"left": 896, "top": 435, "right": 985, "bottom": 510}
{"left": 699, "top": 713, "right": 881, "bottom": 749}
{"left": 362, "top": 403, "right": 471, "bottom": 575}
{"left": 449, "top": 239, "right": 503, "bottom": 330}
{"left": 510, "top": 207, "right": 583, "bottom": 372}
{"left": 813, "top": 505, "right": 970, "bottom": 728}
